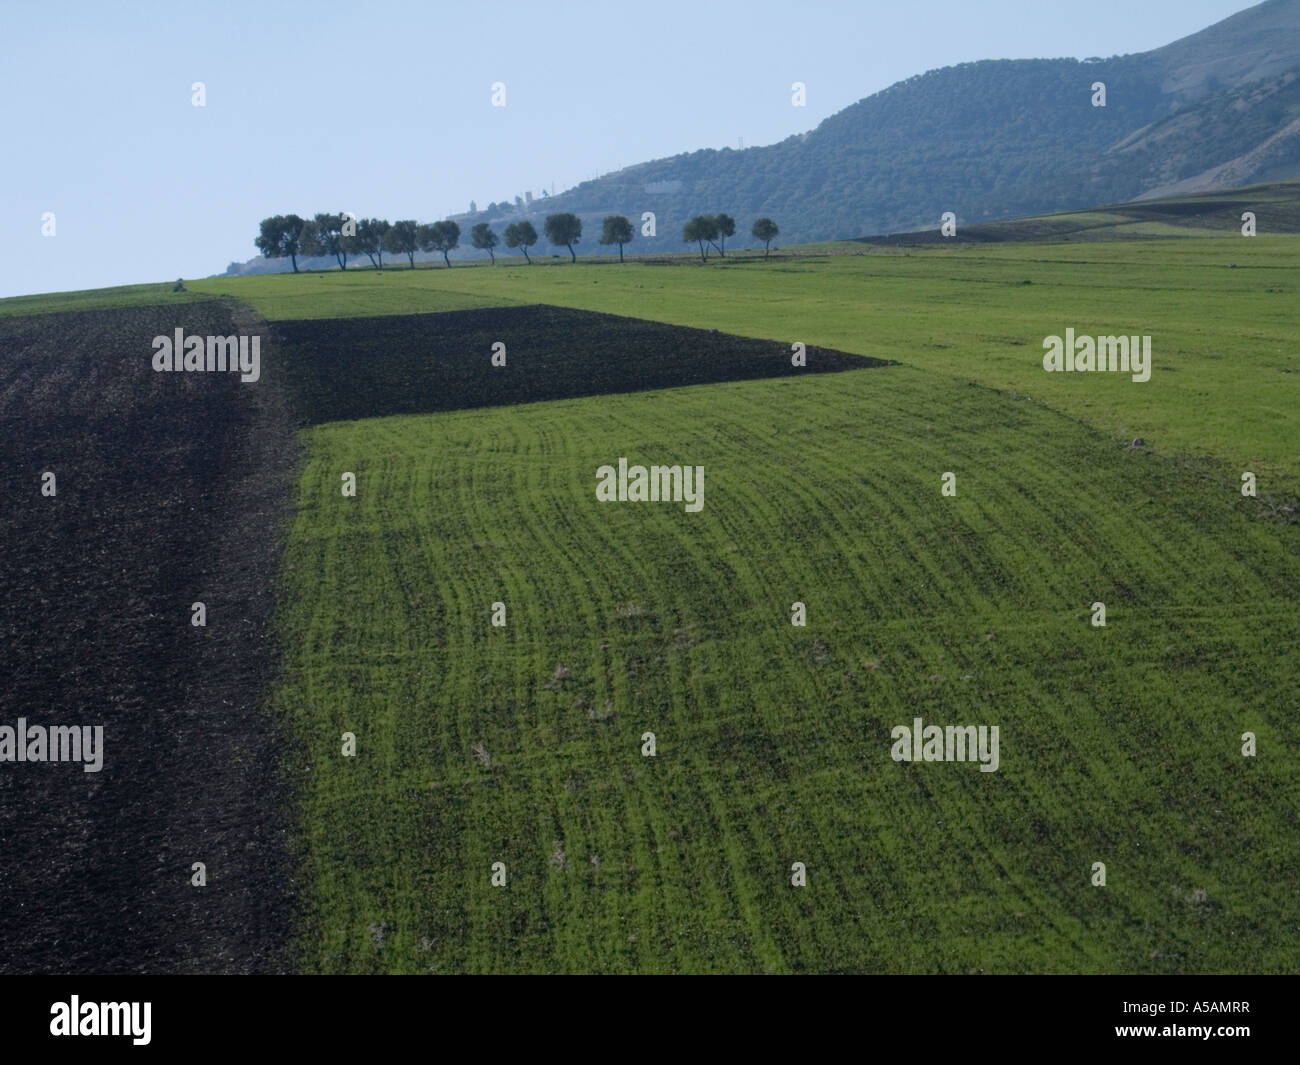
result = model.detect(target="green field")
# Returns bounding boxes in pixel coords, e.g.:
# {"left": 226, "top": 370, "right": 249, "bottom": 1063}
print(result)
{"left": 854, "top": 180, "right": 1300, "bottom": 244}
{"left": 0, "top": 281, "right": 218, "bottom": 318}
{"left": 275, "top": 365, "right": 1300, "bottom": 973}
{"left": 186, "top": 235, "right": 1300, "bottom": 492}
{"left": 7, "top": 187, "right": 1298, "bottom": 973}
{"left": 9, "top": 214, "right": 1296, "bottom": 494}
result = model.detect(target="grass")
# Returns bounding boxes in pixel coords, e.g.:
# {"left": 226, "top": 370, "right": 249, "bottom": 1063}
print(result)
{"left": 8, "top": 188, "right": 1295, "bottom": 491}
{"left": 194, "top": 271, "right": 520, "bottom": 321}
{"left": 5, "top": 184, "right": 1296, "bottom": 973}
{"left": 273, "top": 365, "right": 1300, "bottom": 973}
{"left": 0, "top": 281, "right": 218, "bottom": 318}
{"left": 182, "top": 235, "right": 1300, "bottom": 492}
{"left": 856, "top": 180, "right": 1300, "bottom": 244}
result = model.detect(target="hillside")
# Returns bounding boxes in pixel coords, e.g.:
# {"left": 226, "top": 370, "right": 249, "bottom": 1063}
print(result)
{"left": 0, "top": 302, "right": 296, "bottom": 973}
{"left": 512, "top": 0, "right": 1300, "bottom": 249}
{"left": 6, "top": 201, "right": 1298, "bottom": 976}
{"left": 277, "top": 347, "right": 1300, "bottom": 975}
{"left": 217, "top": 0, "right": 1300, "bottom": 274}
{"left": 859, "top": 178, "right": 1300, "bottom": 242}
{"left": 244, "top": 224, "right": 1299, "bottom": 974}
{"left": 1152, "top": 0, "right": 1300, "bottom": 96}
{"left": 9, "top": 0, "right": 1300, "bottom": 995}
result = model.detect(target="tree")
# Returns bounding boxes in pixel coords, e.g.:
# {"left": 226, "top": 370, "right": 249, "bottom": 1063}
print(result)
{"left": 357, "top": 218, "right": 391, "bottom": 269}
{"left": 298, "top": 217, "right": 321, "bottom": 259}
{"left": 471, "top": 222, "right": 500, "bottom": 264}
{"left": 309, "top": 212, "right": 352, "bottom": 270}
{"left": 714, "top": 213, "right": 736, "bottom": 257}
{"left": 545, "top": 213, "right": 582, "bottom": 262}
{"left": 415, "top": 224, "right": 435, "bottom": 263}
{"left": 752, "top": 217, "right": 779, "bottom": 258}
{"left": 504, "top": 220, "right": 538, "bottom": 264}
{"left": 599, "top": 215, "right": 634, "bottom": 263}
{"left": 682, "top": 218, "right": 703, "bottom": 261}
{"left": 254, "top": 214, "right": 308, "bottom": 272}
{"left": 384, "top": 219, "right": 420, "bottom": 268}
{"left": 683, "top": 215, "right": 719, "bottom": 262}
{"left": 420, "top": 220, "right": 460, "bottom": 267}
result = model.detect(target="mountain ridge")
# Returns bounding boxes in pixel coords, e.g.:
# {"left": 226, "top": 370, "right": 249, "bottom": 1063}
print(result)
{"left": 224, "top": 0, "right": 1300, "bottom": 275}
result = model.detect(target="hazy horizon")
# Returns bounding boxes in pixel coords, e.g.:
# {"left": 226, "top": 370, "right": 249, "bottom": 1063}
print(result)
{"left": 0, "top": 0, "right": 1259, "bottom": 297}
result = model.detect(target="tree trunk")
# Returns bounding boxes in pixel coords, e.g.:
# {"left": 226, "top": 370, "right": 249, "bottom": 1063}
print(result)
{"left": 408, "top": 251, "right": 415, "bottom": 268}
{"left": 567, "top": 244, "right": 576, "bottom": 263}
{"left": 291, "top": 254, "right": 298, "bottom": 273}
{"left": 443, "top": 250, "right": 451, "bottom": 267}
{"left": 618, "top": 243, "right": 624, "bottom": 263}
{"left": 522, "top": 247, "right": 531, "bottom": 264}
{"left": 488, "top": 247, "right": 495, "bottom": 264}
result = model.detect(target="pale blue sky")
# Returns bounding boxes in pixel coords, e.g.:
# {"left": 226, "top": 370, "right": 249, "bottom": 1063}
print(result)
{"left": 1, "top": 0, "right": 1256, "bottom": 297}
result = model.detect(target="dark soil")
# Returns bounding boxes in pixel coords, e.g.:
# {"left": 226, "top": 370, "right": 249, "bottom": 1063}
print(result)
{"left": 0, "top": 301, "right": 299, "bottom": 973}
{"left": 274, "top": 304, "right": 891, "bottom": 425}
{"left": 0, "top": 299, "right": 885, "bottom": 973}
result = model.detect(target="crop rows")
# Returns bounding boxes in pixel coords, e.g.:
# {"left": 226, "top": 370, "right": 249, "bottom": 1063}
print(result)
{"left": 195, "top": 237, "right": 1300, "bottom": 489}
{"left": 273, "top": 363, "right": 1300, "bottom": 973}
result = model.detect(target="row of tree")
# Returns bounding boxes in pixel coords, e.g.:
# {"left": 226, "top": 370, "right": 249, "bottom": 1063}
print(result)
{"left": 682, "top": 214, "right": 780, "bottom": 261}
{"left": 255, "top": 212, "right": 780, "bottom": 271}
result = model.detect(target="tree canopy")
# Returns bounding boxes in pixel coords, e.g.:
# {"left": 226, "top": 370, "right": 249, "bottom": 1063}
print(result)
{"left": 504, "top": 220, "right": 538, "bottom": 263}
{"left": 683, "top": 215, "right": 719, "bottom": 261}
{"left": 420, "top": 221, "right": 461, "bottom": 267}
{"left": 254, "top": 214, "right": 307, "bottom": 272}
{"left": 545, "top": 213, "right": 582, "bottom": 262}
{"left": 302, "top": 212, "right": 353, "bottom": 270}
{"left": 356, "top": 218, "right": 391, "bottom": 269}
{"left": 599, "top": 215, "right": 634, "bottom": 262}
{"left": 714, "top": 213, "right": 736, "bottom": 257}
{"left": 256, "top": 208, "right": 781, "bottom": 271}
{"left": 471, "top": 222, "right": 500, "bottom": 264}
{"left": 752, "top": 217, "right": 779, "bottom": 257}
{"left": 383, "top": 220, "right": 420, "bottom": 268}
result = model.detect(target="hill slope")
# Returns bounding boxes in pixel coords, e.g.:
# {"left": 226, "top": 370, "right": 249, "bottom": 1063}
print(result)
{"left": 860, "top": 179, "right": 1300, "bottom": 242}
{"left": 276, "top": 362, "right": 1300, "bottom": 973}
{"left": 221, "top": 0, "right": 1300, "bottom": 276}
{"left": 0, "top": 302, "right": 296, "bottom": 973}
{"left": 517, "top": 0, "right": 1300, "bottom": 249}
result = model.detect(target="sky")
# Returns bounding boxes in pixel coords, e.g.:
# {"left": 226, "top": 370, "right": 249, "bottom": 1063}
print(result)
{"left": 0, "top": 0, "right": 1261, "bottom": 297}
